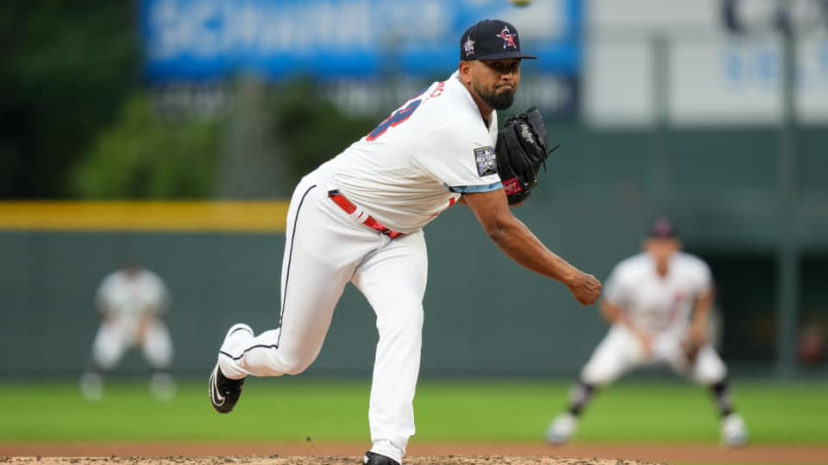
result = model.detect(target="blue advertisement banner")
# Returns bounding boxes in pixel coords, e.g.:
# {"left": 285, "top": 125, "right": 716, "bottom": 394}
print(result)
{"left": 141, "top": 0, "right": 582, "bottom": 82}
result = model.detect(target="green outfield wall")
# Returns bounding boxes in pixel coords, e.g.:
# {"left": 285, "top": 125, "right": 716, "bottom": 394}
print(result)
{"left": 2, "top": 126, "right": 827, "bottom": 378}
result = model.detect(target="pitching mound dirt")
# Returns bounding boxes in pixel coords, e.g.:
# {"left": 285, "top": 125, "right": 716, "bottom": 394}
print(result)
{"left": 4, "top": 442, "right": 828, "bottom": 464}
{"left": 1, "top": 457, "right": 665, "bottom": 465}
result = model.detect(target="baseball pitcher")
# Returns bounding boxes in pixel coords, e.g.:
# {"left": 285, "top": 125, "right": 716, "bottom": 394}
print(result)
{"left": 209, "top": 19, "right": 602, "bottom": 465}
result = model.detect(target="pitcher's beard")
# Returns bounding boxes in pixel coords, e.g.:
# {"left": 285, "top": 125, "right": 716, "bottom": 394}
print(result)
{"left": 477, "top": 85, "right": 516, "bottom": 111}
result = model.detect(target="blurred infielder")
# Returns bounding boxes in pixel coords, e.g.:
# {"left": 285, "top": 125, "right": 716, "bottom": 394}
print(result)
{"left": 209, "top": 19, "right": 602, "bottom": 465}
{"left": 546, "top": 218, "right": 748, "bottom": 447}
{"left": 80, "top": 261, "right": 175, "bottom": 402}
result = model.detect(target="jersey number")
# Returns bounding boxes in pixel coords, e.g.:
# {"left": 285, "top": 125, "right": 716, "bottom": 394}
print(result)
{"left": 366, "top": 99, "right": 422, "bottom": 141}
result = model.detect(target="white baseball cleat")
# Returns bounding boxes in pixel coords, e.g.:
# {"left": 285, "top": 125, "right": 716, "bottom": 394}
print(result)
{"left": 721, "top": 413, "right": 748, "bottom": 447}
{"left": 545, "top": 412, "right": 578, "bottom": 444}
{"left": 79, "top": 372, "right": 103, "bottom": 402}
{"left": 150, "top": 372, "right": 177, "bottom": 402}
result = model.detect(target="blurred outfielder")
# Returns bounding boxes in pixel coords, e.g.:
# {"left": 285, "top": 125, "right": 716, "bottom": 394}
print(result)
{"left": 80, "top": 261, "right": 175, "bottom": 402}
{"left": 209, "top": 19, "right": 601, "bottom": 465}
{"left": 546, "top": 218, "right": 748, "bottom": 447}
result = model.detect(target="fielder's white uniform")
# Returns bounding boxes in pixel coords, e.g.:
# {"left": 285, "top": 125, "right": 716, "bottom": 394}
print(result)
{"left": 90, "top": 268, "right": 173, "bottom": 371}
{"left": 218, "top": 72, "right": 502, "bottom": 463}
{"left": 581, "top": 252, "right": 727, "bottom": 386}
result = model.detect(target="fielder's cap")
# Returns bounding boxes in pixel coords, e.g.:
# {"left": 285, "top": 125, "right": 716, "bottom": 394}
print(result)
{"left": 460, "top": 19, "right": 537, "bottom": 61}
{"left": 648, "top": 217, "right": 679, "bottom": 239}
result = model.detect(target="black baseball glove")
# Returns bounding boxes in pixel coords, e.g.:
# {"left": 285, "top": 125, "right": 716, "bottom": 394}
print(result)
{"left": 495, "top": 106, "right": 559, "bottom": 205}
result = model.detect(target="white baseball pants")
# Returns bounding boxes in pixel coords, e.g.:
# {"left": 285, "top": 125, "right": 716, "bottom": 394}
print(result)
{"left": 218, "top": 164, "right": 428, "bottom": 464}
{"left": 581, "top": 325, "right": 728, "bottom": 386}
{"left": 91, "top": 318, "right": 174, "bottom": 370}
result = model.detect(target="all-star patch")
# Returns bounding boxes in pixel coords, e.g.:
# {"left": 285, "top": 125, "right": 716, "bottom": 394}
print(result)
{"left": 474, "top": 146, "right": 497, "bottom": 177}
{"left": 463, "top": 36, "right": 475, "bottom": 57}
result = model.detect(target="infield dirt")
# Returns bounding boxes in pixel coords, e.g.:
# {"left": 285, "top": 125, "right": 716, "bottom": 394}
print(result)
{"left": 3, "top": 443, "right": 828, "bottom": 465}
{"left": 2, "top": 457, "right": 662, "bottom": 465}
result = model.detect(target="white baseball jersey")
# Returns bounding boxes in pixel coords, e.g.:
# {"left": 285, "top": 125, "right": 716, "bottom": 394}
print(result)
{"left": 328, "top": 72, "right": 502, "bottom": 234}
{"left": 96, "top": 269, "right": 168, "bottom": 321}
{"left": 603, "top": 252, "right": 712, "bottom": 335}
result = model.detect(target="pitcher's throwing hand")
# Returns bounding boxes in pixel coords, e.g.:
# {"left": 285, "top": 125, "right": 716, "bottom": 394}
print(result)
{"left": 568, "top": 272, "right": 602, "bottom": 306}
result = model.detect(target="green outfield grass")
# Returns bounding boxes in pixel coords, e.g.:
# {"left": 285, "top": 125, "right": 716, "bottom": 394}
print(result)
{"left": 1, "top": 378, "right": 826, "bottom": 445}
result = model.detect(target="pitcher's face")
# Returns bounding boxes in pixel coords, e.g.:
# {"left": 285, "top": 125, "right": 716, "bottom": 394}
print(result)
{"left": 461, "top": 59, "right": 521, "bottom": 111}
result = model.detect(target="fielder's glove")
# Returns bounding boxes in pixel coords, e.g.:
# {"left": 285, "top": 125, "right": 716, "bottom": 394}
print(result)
{"left": 681, "top": 336, "right": 703, "bottom": 365}
{"left": 495, "top": 106, "right": 559, "bottom": 205}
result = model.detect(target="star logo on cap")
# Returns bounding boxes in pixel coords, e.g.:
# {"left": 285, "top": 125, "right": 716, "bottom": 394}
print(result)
{"left": 463, "top": 36, "right": 475, "bottom": 56}
{"left": 496, "top": 26, "right": 517, "bottom": 49}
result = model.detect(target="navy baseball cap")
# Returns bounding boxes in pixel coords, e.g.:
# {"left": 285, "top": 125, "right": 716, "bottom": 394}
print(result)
{"left": 460, "top": 19, "right": 537, "bottom": 61}
{"left": 648, "top": 217, "right": 680, "bottom": 239}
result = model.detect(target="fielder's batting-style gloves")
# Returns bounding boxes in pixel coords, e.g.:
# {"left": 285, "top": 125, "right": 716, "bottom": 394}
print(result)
{"left": 495, "top": 106, "right": 560, "bottom": 205}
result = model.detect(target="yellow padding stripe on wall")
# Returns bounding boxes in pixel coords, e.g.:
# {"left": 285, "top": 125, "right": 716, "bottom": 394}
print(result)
{"left": 0, "top": 202, "right": 289, "bottom": 233}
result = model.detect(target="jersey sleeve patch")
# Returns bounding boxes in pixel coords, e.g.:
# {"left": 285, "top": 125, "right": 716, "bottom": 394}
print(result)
{"left": 474, "top": 146, "right": 498, "bottom": 177}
